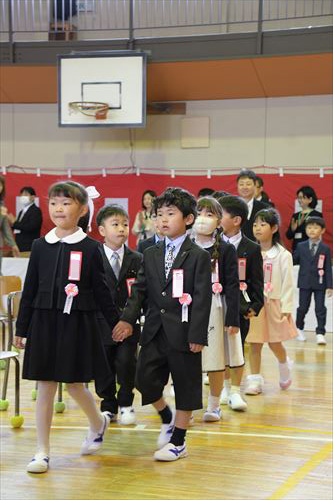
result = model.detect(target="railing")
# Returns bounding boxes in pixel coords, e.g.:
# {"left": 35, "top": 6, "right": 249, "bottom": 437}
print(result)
{"left": 1, "top": 0, "right": 332, "bottom": 39}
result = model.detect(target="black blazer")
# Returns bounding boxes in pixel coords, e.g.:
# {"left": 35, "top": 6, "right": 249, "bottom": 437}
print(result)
{"left": 286, "top": 209, "right": 323, "bottom": 253}
{"left": 206, "top": 240, "right": 240, "bottom": 327}
{"left": 137, "top": 235, "right": 158, "bottom": 254}
{"left": 98, "top": 245, "right": 143, "bottom": 345}
{"left": 242, "top": 199, "right": 268, "bottom": 241}
{"left": 16, "top": 236, "right": 119, "bottom": 337}
{"left": 237, "top": 235, "right": 264, "bottom": 317}
{"left": 12, "top": 204, "right": 42, "bottom": 251}
{"left": 293, "top": 241, "right": 332, "bottom": 290}
{"left": 120, "top": 236, "right": 212, "bottom": 352}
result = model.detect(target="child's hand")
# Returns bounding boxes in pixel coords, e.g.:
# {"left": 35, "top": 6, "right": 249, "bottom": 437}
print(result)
{"left": 189, "top": 343, "right": 204, "bottom": 353}
{"left": 225, "top": 326, "right": 239, "bottom": 335}
{"left": 326, "top": 288, "right": 333, "bottom": 298}
{"left": 244, "top": 308, "right": 256, "bottom": 319}
{"left": 281, "top": 313, "right": 291, "bottom": 320}
{"left": 14, "top": 336, "right": 25, "bottom": 349}
{"left": 112, "top": 321, "right": 133, "bottom": 342}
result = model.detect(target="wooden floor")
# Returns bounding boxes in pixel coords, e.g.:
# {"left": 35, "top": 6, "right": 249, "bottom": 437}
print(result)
{"left": 1, "top": 332, "right": 332, "bottom": 500}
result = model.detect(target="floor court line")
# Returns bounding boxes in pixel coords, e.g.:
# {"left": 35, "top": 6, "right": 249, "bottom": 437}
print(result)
{"left": 268, "top": 442, "right": 333, "bottom": 500}
{"left": 1, "top": 425, "right": 332, "bottom": 443}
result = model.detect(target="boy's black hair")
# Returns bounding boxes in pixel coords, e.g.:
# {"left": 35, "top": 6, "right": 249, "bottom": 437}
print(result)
{"left": 96, "top": 204, "right": 129, "bottom": 227}
{"left": 296, "top": 186, "right": 318, "bottom": 209}
{"left": 237, "top": 169, "right": 256, "bottom": 183}
{"left": 198, "top": 187, "right": 215, "bottom": 198}
{"left": 255, "top": 176, "right": 264, "bottom": 187}
{"left": 305, "top": 216, "right": 326, "bottom": 229}
{"left": 141, "top": 189, "right": 157, "bottom": 209}
{"left": 219, "top": 195, "right": 249, "bottom": 228}
{"left": 154, "top": 187, "right": 197, "bottom": 228}
{"left": 212, "top": 190, "right": 230, "bottom": 199}
{"left": 254, "top": 208, "right": 282, "bottom": 246}
{"left": 48, "top": 181, "right": 88, "bottom": 205}
{"left": 20, "top": 186, "right": 36, "bottom": 196}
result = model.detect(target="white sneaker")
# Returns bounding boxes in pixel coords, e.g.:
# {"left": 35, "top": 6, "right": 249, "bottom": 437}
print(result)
{"left": 81, "top": 412, "right": 110, "bottom": 455}
{"left": 245, "top": 375, "right": 264, "bottom": 395}
{"left": 296, "top": 330, "right": 306, "bottom": 341}
{"left": 203, "top": 374, "right": 209, "bottom": 385}
{"left": 316, "top": 334, "right": 327, "bottom": 345}
{"left": 228, "top": 392, "right": 247, "bottom": 411}
{"left": 154, "top": 442, "right": 188, "bottom": 462}
{"left": 220, "top": 386, "right": 230, "bottom": 405}
{"left": 203, "top": 407, "right": 221, "bottom": 422}
{"left": 26, "top": 452, "right": 49, "bottom": 473}
{"left": 119, "top": 406, "right": 136, "bottom": 425}
{"left": 279, "top": 358, "right": 293, "bottom": 390}
{"left": 157, "top": 410, "right": 175, "bottom": 449}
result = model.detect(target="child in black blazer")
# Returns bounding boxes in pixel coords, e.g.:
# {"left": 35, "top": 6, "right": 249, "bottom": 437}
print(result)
{"left": 95, "top": 204, "right": 143, "bottom": 424}
{"left": 293, "top": 217, "right": 332, "bottom": 345}
{"left": 219, "top": 195, "right": 264, "bottom": 408}
{"left": 112, "top": 187, "right": 212, "bottom": 462}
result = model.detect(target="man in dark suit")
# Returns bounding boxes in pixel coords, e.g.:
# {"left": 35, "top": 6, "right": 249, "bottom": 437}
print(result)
{"left": 10, "top": 187, "right": 42, "bottom": 252}
{"left": 255, "top": 175, "right": 275, "bottom": 207}
{"left": 237, "top": 170, "right": 267, "bottom": 241}
{"left": 293, "top": 217, "right": 332, "bottom": 345}
{"left": 220, "top": 195, "right": 264, "bottom": 406}
{"left": 113, "top": 187, "right": 212, "bottom": 462}
{"left": 94, "top": 204, "right": 143, "bottom": 425}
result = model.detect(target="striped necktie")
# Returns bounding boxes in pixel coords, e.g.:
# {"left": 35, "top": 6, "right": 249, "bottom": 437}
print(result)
{"left": 165, "top": 243, "right": 176, "bottom": 279}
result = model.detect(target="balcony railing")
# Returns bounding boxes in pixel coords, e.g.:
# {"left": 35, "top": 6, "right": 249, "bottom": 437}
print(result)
{"left": 1, "top": 0, "right": 333, "bottom": 40}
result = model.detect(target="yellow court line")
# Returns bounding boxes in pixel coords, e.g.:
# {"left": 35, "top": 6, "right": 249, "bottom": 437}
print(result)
{"left": 268, "top": 442, "right": 333, "bottom": 500}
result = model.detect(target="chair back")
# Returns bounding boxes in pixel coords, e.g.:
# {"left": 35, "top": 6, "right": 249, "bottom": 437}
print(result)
{"left": 7, "top": 291, "right": 22, "bottom": 349}
{"left": 0, "top": 276, "right": 22, "bottom": 315}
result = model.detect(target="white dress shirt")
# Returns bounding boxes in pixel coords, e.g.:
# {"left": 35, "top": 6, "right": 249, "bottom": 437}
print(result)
{"left": 246, "top": 198, "right": 254, "bottom": 220}
{"left": 164, "top": 233, "right": 187, "bottom": 260}
{"left": 222, "top": 231, "right": 243, "bottom": 250}
{"left": 103, "top": 244, "right": 125, "bottom": 268}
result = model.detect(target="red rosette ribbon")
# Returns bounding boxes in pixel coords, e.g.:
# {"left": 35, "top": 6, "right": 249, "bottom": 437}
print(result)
{"left": 318, "top": 270, "right": 324, "bottom": 277}
{"left": 239, "top": 282, "right": 247, "bottom": 291}
{"left": 264, "top": 282, "right": 273, "bottom": 294}
{"left": 179, "top": 293, "right": 192, "bottom": 322}
{"left": 63, "top": 283, "right": 79, "bottom": 314}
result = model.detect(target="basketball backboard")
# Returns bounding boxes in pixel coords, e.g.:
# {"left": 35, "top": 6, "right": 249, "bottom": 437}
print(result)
{"left": 58, "top": 51, "right": 147, "bottom": 128}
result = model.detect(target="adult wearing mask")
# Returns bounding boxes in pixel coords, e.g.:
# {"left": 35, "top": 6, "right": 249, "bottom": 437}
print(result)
{"left": 8, "top": 187, "right": 42, "bottom": 253}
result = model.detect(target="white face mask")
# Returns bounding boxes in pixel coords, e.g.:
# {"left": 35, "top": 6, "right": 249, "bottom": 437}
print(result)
{"left": 20, "top": 195, "right": 31, "bottom": 206}
{"left": 193, "top": 216, "right": 217, "bottom": 236}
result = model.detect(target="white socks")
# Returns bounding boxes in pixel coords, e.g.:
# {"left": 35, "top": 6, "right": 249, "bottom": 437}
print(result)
{"left": 279, "top": 358, "right": 292, "bottom": 383}
{"left": 208, "top": 394, "right": 220, "bottom": 410}
{"left": 230, "top": 385, "right": 241, "bottom": 395}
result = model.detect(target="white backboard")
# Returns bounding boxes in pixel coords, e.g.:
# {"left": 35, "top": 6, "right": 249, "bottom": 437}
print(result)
{"left": 58, "top": 51, "right": 147, "bottom": 128}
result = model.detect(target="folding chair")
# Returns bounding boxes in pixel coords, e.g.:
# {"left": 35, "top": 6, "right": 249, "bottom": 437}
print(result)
{"left": 0, "top": 291, "right": 24, "bottom": 427}
{"left": 0, "top": 276, "right": 22, "bottom": 370}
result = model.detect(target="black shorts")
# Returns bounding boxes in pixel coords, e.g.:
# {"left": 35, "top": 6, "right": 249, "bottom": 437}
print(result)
{"left": 135, "top": 328, "right": 202, "bottom": 411}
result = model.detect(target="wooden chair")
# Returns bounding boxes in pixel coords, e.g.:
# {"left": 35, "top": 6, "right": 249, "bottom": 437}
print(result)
{"left": 0, "top": 291, "right": 24, "bottom": 427}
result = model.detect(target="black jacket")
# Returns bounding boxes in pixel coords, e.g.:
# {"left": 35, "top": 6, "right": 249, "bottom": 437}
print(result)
{"left": 237, "top": 235, "right": 264, "bottom": 317}
{"left": 12, "top": 204, "right": 42, "bottom": 251}
{"left": 137, "top": 235, "right": 158, "bottom": 254}
{"left": 242, "top": 199, "right": 268, "bottom": 241}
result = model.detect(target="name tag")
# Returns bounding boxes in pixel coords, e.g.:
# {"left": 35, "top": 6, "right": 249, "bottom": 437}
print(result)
{"left": 295, "top": 232, "right": 302, "bottom": 239}
{"left": 13, "top": 229, "right": 21, "bottom": 234}
{"left": 264, "top": 262, "right": 273, "bottom": 283}
{"left": 68, "top": 251, "right": 82, "bottom": 281}
{"left": 126, "top": 278, "right": 136, "bottom": 297}
{"left": 211, "top": 260, "right": 219, "bottom": 283}
{"left": 172, "top": 269, "right": 184, "bottom": 298}
{"left": 238, "top": 258, "right": 246, "bottom": 281}
{"left": 318, "top": 254, "right": 325, "bottom": 269}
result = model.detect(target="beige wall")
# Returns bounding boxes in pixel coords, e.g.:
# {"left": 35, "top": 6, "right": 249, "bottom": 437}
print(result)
{"left": 1, "top": 94, "right": 332, "bottom": 173}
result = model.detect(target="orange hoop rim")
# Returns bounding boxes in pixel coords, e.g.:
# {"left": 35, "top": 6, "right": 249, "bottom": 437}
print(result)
{"left": 68, "top": 101, "right": 109, "bottom": 120}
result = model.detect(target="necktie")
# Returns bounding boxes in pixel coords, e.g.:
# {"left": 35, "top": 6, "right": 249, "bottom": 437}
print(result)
{"left": 310, "top": 243, "right": 317, "bottom": 256}
{"left": 111, "top": 252, "right": 121, "bottom": 279}
{"left": 165, "top": 243, "right": 176, "bottom": 279}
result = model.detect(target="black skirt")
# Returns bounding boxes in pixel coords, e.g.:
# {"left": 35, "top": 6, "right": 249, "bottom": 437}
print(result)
{"left": 22, "top": 308, "right": 110, "bottom": 384}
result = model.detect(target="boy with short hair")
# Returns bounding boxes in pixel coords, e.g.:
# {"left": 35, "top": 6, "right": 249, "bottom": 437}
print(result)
{"left": 236, "top": 169, "right": 267, "bottom": 241}
{"left": 95, "top": 204, "right": 143, "bottom": 425}
{"left": 219, "top": 195, "right": 264, "bottom": 402}
{"left": 293, "top": 216, "right": 332, "bottom": 345}
{"left": 113, "top": 187, "right": 212, "bottom": 461}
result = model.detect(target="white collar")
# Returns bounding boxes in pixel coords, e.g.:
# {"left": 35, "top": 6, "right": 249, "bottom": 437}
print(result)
{"left": 104, "top": 243, "right": 125, "bottom": 261}
{"left": 262, "top": 244, "right": 281, "bottom": 260}
{"left": 223, "top": 231, "right": 242, "bottom": 248}
{"left": 45, "top": 227, "right": 87, "bottom": 244}
{"left": 246, "top": 198, "right": 254, "bottom": 219}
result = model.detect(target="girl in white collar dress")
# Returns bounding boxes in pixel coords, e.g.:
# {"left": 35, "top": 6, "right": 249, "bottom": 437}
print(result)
{"left": 246, "top": 208, "right": 297, "bottom": 395}
{"left": 14, "top": 181, "right": 119, "bottom": 474}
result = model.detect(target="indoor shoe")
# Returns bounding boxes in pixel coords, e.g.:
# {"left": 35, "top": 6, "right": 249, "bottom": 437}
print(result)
{"left": 279, "top": 358, "right": 293, "bottom": 390}
{"left": 119, "top": 406, "right": 136, "bottom": 425}
{"left": 316, "top": 334, "right": 327, "bottom": 345}
{"left": 228, "top": 392, "right": 247, "bottom": 411}
{"left": 81, "top": 411, "right": 110, "bottom": 455}
{"left": 157, "top": 410, "right": 176, "bottom": 449}
{"left": 245, "top": 375, "right": 264, "bottom": 395}
{"left": 154, "top": 442, "right": 188, "bottom": 462}
{"left": 26, "top": 453, "right": 49, "bottom": 473}
{"left": 296, "top": 330, "right": 306, "bottom": 341}
{"left": 203, "top": 374, "right": 209, "bottom": 385}
{"left": 203, "top": 408, "right": 221, "bottom": 422}
{"left": 220, "top": 386, "right": 230, "bottom": 405}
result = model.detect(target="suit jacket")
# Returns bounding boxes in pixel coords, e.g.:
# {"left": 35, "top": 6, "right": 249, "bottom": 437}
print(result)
{"left": 12, "top": 204, "right": 42, "bottom": 251}
{"left": 237, "top": 235, "right": 264, "bottom": 316}
{"left": 98, "top": 245, "right": 143, "bottom": 345}
{"left": 137, "top": 235, "right": 158, "bottom": 254}
{"left": 242, "top": 199, "right": 268, "bottom": 241}
{"left": 16, "top": 236, "right": 119, "bottom": 337}
{"left": 293, "top": 240, "right": 332, "bottom": 290}
{"left": 120, "top": 236, "right": 212, "bottom": 352}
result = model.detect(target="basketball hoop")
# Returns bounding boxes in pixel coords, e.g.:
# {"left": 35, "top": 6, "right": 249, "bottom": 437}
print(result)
{"left": 68, "top": 101, "right": 109, "bottom": 120}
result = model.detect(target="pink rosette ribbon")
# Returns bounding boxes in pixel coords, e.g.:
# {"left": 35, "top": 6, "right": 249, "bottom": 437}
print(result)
{"left": 63, "top": 283, "right": 79, "bottom": 314}
{"left": 239, "top": 282, "right": 247, "bottom": 291}
{"left": 318, "top": 269, "right": 324, "bottom": 284}
{"left": 264, "top": 282, "right": 273, "bottom": 294}
{"left": 212, "top": 282, "right": 223, "bottom": 308}
{"left": 179, "top": 293, "right": 192, "bottom": 323}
